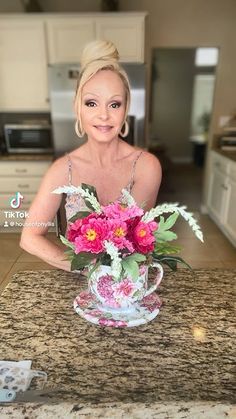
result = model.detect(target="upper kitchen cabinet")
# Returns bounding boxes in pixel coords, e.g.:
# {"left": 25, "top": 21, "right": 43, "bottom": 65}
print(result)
{"left": 0, "top": 18, "right": 49, "bottom": 111}
{"left": 95, "top": 14, "right": 146, "bottom": 62}
{"left": 46, "top": 13, "right": 146, "bottom": 64}
{"left": 46, "top": 17, "right": 96, "bottom": 64}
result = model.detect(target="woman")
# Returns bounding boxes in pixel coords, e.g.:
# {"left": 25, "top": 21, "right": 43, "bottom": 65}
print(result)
{"left": 20, "top": 40, "right": 162, "bottom": 271}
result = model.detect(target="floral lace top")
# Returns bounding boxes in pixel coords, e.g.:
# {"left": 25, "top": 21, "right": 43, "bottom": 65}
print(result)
{"left": 64, "top": 151, "right": 143, "bottom": 221}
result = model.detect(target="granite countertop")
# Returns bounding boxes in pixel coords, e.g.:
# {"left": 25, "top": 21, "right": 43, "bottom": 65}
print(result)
{"left": 0, "top": 269, "right": 235, "bottom": 418}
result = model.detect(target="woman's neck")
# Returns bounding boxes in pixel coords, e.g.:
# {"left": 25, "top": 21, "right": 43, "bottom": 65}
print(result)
{"left": 85, "top": 137, "right": 122, "bottom": 168}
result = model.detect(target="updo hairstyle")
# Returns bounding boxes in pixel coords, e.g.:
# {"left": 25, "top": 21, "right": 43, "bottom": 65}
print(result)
{"left": 74, "top": 40, "right": 131, "bottom": 137}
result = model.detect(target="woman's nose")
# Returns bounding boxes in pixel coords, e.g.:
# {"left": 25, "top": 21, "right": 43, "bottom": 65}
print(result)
{"left": 98, "top": 105, "right": 109, "bottom": 120}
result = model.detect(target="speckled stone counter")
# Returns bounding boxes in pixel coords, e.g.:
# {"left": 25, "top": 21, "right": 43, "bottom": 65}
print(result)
{"left": 0, "top": 269, "right": 235, "bottom": 418}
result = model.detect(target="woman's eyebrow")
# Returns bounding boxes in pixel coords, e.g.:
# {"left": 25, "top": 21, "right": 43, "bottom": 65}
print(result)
{"left": 82, "top": 92, "right": 99, "bottom": 98}
{"left": 82, "top": 93, "right": 123, "bottom": 99}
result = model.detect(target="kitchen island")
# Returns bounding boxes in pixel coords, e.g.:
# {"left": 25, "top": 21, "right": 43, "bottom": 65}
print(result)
{"left": 0, "top": 269, "right": 235, "bottom": 418}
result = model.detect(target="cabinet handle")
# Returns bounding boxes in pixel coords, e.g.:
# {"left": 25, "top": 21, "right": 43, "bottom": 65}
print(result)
{"left": 15, "top": 169, "right": 27, "bottom": 173}
{"left": 18, "top": 184, "right": 30, "bottom": 188}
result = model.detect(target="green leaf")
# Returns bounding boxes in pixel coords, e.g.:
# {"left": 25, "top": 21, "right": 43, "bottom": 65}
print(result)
{"left": 154, "top": 242, "right": 181, "bottom": 255}
{"left": 159, "top": 213, "right": 179, "bottom": 230}
{"left": 125, "top": 253, "right": 146, "bottom": 263}
{"left": 60, "top": 235, "right": 75, "bottom": 250}
{"left": 153, "top": 255, "right": 192, "bottom": 271}
{"left": 155, "top": 230, "right": 177, "bottom": 242}
{"left": 154, "top": 213, "right": 179, "bottom": 242}
{"left": 87, "top": 260, "right": 101, "bottom": 279}
{"left": 69, "top": 211, "right": 91, "bottom": 222}
{"left": 64, "top": 249, "right": 75, "bottom": 261}
{"left": 71, "top": 252, "right": 95, "bottom": 271}
{"left": 121, "top": 258, "right": 139, "bottom": 280}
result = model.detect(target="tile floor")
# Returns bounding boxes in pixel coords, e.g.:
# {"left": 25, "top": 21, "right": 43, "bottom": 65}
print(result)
{"left": 0, "top": 163, "right": 235, "bottom": 294}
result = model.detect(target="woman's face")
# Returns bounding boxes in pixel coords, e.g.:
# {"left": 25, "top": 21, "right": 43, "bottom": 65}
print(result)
{"left": 79, "top": 70, "right": 126, "bottom": 143}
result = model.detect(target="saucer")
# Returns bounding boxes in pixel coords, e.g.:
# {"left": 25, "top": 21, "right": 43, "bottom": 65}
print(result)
{"left": 73, "top": 290, "right": 162, "bottom": 328}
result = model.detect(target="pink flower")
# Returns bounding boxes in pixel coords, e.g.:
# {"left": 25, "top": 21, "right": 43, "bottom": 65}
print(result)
{"left": 141, "top": 293, "right": 162, "bottom": 312}
{"left": 102, "top": 202, "right": 144, "bottom": 221}
{"left": 113, "top": 278, "right": 135, "bottom": 297}
{"left": 75, "top": 291, "right": 94, "bottom": 308}
{"left": 139, "top": 264, "right": 148, "bottom": 275}
{"left": 73, "top": 215, "right": 109, "bottom": 254}
{"left": 127, "top": 217, "right": 158, "bottom": 254}
{"left": 107, "top": 219, "right": 134, "bottom": 252}
{"left": 66, "top": 218, "right": 83, "bottom": 243}
{"left": 98, "top": 318, "right": 127, "bottom": 327}
{"left": 96, "top": 274, "right": 114, "bottom": 300}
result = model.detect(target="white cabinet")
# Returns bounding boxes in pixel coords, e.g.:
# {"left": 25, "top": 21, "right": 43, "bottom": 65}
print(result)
{"left": 96, "top": 15, "right": 145, "bottom": 62}
{"left": 224, "top": 177, "right": 236, "bottom": 241}
{"left": 207, "top": 151, "right": 236, "bottom": 246}
{"left": 0, "top": 159, "right": 53, "bottom": 232}
{"left": 0, "top": 19, "right": 49, "bottom": 111}
{"left": 0, "top": 13, "right": 146, "bottom": 111}
{"left": 46, "top": 13, "right": 146, "bottom": 64}
{"left": 46, "top": 17, "right": 96, "bottom": 64}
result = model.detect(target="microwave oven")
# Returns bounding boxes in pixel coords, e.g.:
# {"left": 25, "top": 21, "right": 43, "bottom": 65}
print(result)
{"left": 4, "top": 124, "right": 53, "bottom": 154}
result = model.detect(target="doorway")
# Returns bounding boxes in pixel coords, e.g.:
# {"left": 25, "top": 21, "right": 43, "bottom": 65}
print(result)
{"left": 149, "top": 47, "right": 219, "bottom": 210}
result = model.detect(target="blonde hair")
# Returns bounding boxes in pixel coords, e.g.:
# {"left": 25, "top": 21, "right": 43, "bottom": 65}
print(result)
{"left": 74, "top": 40, "right": 131, "bottom": 137}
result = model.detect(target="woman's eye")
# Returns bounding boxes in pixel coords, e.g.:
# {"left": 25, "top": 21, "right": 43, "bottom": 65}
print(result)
{"left": 85, "top": 101, "right": 96, "bottom": 107}
{"left": 111, "top": 102, "right": 121, "bottom": 109}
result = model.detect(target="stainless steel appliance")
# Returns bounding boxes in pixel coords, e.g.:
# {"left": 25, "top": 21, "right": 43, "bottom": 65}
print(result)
{"left": 48, "top": 63, "right": 146, "bottom": 156}
{"left": 4, "top": 123, "right": 53, "bottom": 154}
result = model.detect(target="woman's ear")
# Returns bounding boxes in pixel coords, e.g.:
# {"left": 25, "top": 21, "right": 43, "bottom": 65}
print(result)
{"left": 73, "top": 96, "right": 78, "bottom": 117}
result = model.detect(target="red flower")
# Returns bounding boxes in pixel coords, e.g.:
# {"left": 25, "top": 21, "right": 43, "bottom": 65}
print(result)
{"left": 127, "top": 217, "right": 158, "bottom": 254}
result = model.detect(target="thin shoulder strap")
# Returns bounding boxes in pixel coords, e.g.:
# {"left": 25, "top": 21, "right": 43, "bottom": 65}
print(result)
{"left": 66, "top": 153, "right": 72, "bottom": 186}
{"left": 130, "top": 150, "right": 143, "bottom": 185}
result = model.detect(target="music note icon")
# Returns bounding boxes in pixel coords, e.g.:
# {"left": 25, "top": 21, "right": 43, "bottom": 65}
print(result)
{"left": 10, "top": 192, "right": 24, "bottom": 209}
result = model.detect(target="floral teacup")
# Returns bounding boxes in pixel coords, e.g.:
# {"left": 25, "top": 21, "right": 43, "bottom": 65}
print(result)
{"left": 89, "top": 262, "right": 163, "bottom": 312}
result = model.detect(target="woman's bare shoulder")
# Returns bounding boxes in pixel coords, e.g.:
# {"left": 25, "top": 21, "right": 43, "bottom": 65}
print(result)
{"left": 138, "top": 150, "right": 162, "bottom": 172}
{"left": 41, "top": 154, "right": 69, "bottom": 187}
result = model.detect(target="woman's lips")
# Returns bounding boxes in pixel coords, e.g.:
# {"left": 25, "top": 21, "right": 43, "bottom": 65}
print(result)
{"left": 94, "top": 125, "right": 113, "bottom": 132}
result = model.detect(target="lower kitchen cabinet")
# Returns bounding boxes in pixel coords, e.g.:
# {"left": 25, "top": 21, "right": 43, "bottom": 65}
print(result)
{"left": 0, "top": 158, "right": 53, "bottom": 233}
{"left": 224, "top": 177, "right": 236, "bottom": 242}
{"left": 207, "top": 150, "right": 236, "bottom": 246}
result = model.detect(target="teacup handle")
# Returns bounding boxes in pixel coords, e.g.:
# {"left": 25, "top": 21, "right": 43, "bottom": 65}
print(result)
{"left": 144, "top": 262, "right": 163, "bottom": 297}
{"left": 28, "top": 370, "right": 48, "bottom": 390}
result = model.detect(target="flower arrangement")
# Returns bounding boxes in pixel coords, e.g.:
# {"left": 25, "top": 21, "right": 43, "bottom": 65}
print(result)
{"left": 53, "top": 184, "right": 204, "bottom": 280}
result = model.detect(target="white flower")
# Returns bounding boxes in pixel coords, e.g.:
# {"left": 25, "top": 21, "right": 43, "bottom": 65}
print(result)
{"left": 142, "top": 202, "right": 204, "bottom": 242}
{"left": 103, "top": 240, "right": 122, "bottom": 280}
{"left": 52, "top": 185, "right": 102, "bottom": 213}
{"left": 120, "top": 188, "right": 136, "bottom": 206}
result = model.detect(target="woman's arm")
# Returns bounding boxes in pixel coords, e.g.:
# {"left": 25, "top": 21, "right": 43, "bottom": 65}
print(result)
{"left": 20, "top": 157, "right": 71, "bottom": 271}
{"left": 131, "top": 151, "right": 162, "bottom": 211}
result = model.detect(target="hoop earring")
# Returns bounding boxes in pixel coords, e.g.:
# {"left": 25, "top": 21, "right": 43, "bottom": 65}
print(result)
{"left": 120, "top": 120, "right": 129, "bottom": 138}
{"left": 75, "top": 120, "right": 84, "bottom": 138}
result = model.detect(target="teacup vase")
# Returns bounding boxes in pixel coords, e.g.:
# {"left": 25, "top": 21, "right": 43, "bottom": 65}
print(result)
{"left": 89, "top": 262, "right": 163, "bottom": 313}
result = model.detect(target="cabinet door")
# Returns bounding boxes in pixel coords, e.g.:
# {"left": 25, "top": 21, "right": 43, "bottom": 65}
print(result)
{"left": 46, "top": 18, "right": 95, "bottom": 64}
{"left": 96, "top": 16, "right": 145, "bottom": 62}
{"left": 0, "top": 19, "right": 49, "bottom": 111}
{"left": 208, "top": 168, "right": 227, "bottom": 222}
{"left": 224, "top": 178, "right": 236, "bottom": 245}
